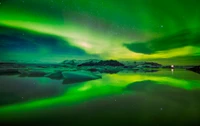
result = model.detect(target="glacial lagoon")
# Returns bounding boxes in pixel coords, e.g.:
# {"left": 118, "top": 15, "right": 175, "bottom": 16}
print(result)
{"left": 0, "top": 69, "right": 200, "bottom": 125}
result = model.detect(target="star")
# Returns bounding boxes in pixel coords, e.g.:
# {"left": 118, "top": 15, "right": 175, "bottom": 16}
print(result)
{"left": 160, "top": 108, "right": 163, "bottom": 110}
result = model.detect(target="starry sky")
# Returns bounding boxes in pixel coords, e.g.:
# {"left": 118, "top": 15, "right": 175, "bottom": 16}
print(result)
{"left": 0, "top": 0, "right": 200, "bottom": 65}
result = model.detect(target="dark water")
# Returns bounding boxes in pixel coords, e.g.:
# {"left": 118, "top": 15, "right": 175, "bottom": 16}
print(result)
{"left": 0, "top": 69, "right": 200, "bottom": 125}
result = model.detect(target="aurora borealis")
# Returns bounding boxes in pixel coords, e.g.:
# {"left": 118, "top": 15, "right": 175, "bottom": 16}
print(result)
{"left": 0, "top": 0, "right": 200, "bottom": 65}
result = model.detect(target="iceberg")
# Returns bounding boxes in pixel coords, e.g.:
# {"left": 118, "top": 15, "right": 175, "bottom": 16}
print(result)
{"left": 62, "top": 71, "right": 102, "bottom": 84}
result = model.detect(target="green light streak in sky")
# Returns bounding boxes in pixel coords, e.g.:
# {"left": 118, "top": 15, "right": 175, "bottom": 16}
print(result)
{"left": 0, "top": 0, "right": 200, "bottom": 64}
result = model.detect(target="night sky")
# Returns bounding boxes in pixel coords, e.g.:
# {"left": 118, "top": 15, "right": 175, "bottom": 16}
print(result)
{"left": 0, "top": 0, "right": 200, "bottom": 65}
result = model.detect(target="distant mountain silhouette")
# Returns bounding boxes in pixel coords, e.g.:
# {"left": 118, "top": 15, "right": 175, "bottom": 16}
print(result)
{"left": 78, "top": 60, "right": 125, "bottom": 67}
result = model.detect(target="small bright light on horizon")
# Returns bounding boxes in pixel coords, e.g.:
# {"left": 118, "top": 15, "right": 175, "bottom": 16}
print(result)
{"left": 171, "top": 69, "right": 174, "bottom": 74}
{"left": 171, "top": 65, "right": 174, "bottom": 68}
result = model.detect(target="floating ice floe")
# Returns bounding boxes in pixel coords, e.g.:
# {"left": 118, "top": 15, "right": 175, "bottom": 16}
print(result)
{"left": 45, "top": 71, "right": 64, "bottom": 80}
{"left": 62, "top": 70, "right": 102, "bottom": 84}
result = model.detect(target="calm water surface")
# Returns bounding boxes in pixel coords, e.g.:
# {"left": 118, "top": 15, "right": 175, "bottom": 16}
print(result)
{"left": 0, "top": 69, "right": 200, "bottom": 125}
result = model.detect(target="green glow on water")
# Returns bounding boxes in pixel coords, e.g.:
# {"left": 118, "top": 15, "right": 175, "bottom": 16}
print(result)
{"left": 0, "top": 73, "right": 199, "bottom": 120}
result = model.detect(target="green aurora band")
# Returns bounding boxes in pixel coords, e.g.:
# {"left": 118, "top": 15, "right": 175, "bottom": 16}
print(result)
{"left": 0, "top": 0, "right": 200, "bottom": 64}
